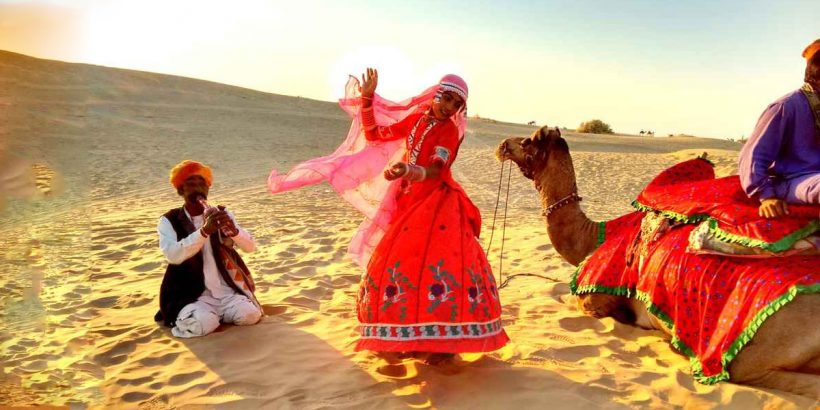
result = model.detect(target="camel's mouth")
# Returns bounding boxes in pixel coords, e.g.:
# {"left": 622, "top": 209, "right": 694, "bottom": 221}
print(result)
{"left": 496, "top": 137, "right": 538, "bottom": 179}
{"left": 495, "top": 137, "right": 526, "bottom": 163}
{"left": 494, "top": 141, "right": 511, "bottom": 162}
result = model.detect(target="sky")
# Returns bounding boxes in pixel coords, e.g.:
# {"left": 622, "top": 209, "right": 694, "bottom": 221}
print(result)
{"left": 0, "top": 0, "right": 818, "bottom": 139}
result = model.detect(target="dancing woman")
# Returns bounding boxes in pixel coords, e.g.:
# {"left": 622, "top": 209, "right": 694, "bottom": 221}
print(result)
{"left": 269, "top": 69, "right": 508, "bottom": 354}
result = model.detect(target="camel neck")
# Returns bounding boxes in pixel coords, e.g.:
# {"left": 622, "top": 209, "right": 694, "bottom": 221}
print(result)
{"left": 533, "top": 166, "right": 599, "bottom": 266}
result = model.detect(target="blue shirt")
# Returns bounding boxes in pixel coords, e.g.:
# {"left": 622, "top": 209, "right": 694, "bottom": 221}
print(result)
{"left": 738, "top": 88, "right": 820, "bottom": 200}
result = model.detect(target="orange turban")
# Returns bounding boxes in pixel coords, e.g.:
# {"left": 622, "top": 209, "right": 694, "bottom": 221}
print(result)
{"left": 803, "top": 39, "right": 820, "bottom": 61}
{"left": 169, "top": 160, "right": 213, "bottom": 189}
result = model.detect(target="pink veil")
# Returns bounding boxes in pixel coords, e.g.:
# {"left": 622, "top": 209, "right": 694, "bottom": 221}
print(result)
{"left": 267, "top": 76, "right": 467, "bottom": 268}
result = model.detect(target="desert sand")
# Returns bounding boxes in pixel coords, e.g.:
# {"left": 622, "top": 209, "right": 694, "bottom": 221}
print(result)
{"left": 1, "top": 50, "right": 816, "bottom": 409}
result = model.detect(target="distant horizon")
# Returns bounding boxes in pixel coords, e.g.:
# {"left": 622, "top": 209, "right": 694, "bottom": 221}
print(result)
{"left": 0, "top": 48, "right": 751, "bottom": 143}
{"left": 1, "top": 1, "right": 817, "bottom": 141}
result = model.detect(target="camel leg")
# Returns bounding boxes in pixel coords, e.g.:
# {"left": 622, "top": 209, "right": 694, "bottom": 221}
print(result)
{"left": 728, "top": 294, "right": 820, "bottom": 399}
{"left": 577, "top": 294, "right": 636, "bottom": 324}
{"left": 731, "top": 370, "right": 820, "bottom": 399}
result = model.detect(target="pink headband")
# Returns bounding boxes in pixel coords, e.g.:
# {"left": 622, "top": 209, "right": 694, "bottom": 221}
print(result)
{"left": 439, "top": 74, "right": 468, "bottom": 102}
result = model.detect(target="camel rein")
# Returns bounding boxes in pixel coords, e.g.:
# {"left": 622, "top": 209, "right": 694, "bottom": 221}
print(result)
{"left": 486, "top": 161, "right": 563, "bottom": 289}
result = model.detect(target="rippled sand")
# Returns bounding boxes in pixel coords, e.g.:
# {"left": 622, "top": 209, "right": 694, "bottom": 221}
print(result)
{"left": 2, "top": 50, "right": 814, "bottom": 409}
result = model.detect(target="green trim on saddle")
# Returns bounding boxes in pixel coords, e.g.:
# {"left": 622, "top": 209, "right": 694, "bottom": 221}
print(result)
{"left": 632, "top": 200, "right": 819, "bottom": 253}
{"left": 596, "top": 221, "right": 606, "bottom": 247}
{"left": 631, "top": 200, "right": 709, "bottom": 224}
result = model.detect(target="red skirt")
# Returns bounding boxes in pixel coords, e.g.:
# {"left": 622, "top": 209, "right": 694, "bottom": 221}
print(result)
{"left": 356, "top": 180, "right": 509, "bottom": 353}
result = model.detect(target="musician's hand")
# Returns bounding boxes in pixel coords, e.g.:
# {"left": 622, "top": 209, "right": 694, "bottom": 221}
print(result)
{"left": 384, "top": 162, "right": 408, "bottom": 181}
{"left": 202, "top": 210, "right": 231, "bottom": 235}
{"left": 221, "top": 216, "right": 239, "bottom": 236}
{"left": 759, "top": 198, "right": 788, "bottom": 219}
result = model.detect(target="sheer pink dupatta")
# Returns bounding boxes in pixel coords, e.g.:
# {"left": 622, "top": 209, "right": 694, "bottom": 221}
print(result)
{"left": 268, "top": 76, "right": 440, "bottom": 267}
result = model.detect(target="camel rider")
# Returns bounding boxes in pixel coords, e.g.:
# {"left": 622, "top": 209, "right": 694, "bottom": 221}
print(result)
{"left": 739, "top": 38, "right": 820, "bottom": 218}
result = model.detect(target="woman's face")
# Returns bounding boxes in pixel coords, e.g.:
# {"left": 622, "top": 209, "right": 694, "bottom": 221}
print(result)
{"left": 431, "top": 91, "right": 465, "bottom": 120}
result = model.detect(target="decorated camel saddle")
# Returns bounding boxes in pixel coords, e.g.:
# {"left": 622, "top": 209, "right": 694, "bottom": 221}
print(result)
{"left": 572, "top": 157, "right": 820, "bottom": 384}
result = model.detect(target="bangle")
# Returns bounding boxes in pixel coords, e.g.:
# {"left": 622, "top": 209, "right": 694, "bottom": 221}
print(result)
{"left": 361, "top": 95, "right": 373, "bottom": 100}
{"left": 404, "top": 165, "right": 426, "bottom": 182}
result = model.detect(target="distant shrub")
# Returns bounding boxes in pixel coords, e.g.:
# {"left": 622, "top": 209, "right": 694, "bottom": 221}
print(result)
{"left": 577, "top": 119, "right": 613, "bottom": 134}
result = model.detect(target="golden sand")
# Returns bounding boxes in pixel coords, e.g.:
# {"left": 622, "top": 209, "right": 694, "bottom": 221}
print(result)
{"left": 1, "top": 51, "right": 815, "bottom": 408}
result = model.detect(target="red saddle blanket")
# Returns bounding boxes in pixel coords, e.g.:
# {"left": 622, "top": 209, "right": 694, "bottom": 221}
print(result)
{"left": 571, "top": 160, "right": 820, "bottom": 384}
{"left": 635, "top": 158, "right": 818, "bottom": 251}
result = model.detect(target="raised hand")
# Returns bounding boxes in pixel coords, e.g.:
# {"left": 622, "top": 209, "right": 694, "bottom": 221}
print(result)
{"left": 360, "top": 68, "right": 378, "bottom": 98}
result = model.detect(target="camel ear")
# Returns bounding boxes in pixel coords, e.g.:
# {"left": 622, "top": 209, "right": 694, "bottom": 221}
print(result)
{"left": 533, "top": 126, "right": 549, "bottom": 144}
{"left": 554, "top": 127, "right": 561, "bottom": 137}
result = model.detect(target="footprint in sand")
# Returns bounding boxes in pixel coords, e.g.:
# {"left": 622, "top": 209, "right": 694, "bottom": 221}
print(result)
{"left": 90, "top": 295, "right": 119, "bottom": 308}
{"left": 261, "top": 305, "right": 287, "bottom": 316}
{"left": 131, "top": 261, "right": 162, "bottom": 272}
{"left": 535, "top": 243, "right": 553, "bottom": 251}
{"left": 552, "top": 345, "right": 600, "bottom": 362}
{"left": 291, "top": 266, "right": 318, "bottom": 278}
{"left": 116, "top": 376, "right": 154, "bottom": 386}
{"left": 121, "top": 391, "right": 153, "bottom": 403}
{"left": 18, "top": 360, "right": 48, "bottom": 373}
{"left": 376, "top": 363, "right": 410, "bottom": 378}
{"left": 558, "top": 316, "right": 607, "bottom": 332}
{"left": 168, "top": 370, "right": 206, "bottom": 386}
{"left": 137, "top": 352, "right": 180, "bottom": 366}
{"left": 95, "top": 340, "right": 137, "bottom": 364}
{"left": 282, "top": 295, "right": 320, "bottom": 310}
{"left": 275, "top": 251, "right": 295, "bottom": 258}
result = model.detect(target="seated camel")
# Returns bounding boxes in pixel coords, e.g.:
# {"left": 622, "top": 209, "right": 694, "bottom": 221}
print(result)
{"left": 496, "top": 126, "right": 820, "bottom": 399}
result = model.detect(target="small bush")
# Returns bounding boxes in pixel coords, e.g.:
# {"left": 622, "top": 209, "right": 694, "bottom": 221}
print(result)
{"left": 577, "top": 119, "right": 613, "bottom": 134}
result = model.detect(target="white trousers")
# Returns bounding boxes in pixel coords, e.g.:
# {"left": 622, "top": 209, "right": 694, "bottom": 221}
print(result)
{"left": 171, "top": 293, "right": 261, "bottom": 338}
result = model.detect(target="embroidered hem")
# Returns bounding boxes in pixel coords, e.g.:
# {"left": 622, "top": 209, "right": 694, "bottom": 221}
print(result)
{"left": 356, "top": 323, "right": 509, "bottom": 353}
{"left": 359, "top": 319, "right": 504, "bottom": 341}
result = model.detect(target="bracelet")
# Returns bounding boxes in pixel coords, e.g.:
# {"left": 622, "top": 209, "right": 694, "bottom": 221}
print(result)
{"left": 404, "top": 165, "right": 426, "bottom": 182}
{"left": 361, "top": 106, "right": 377, "bottom": 129}
{"left": 361, "top": 95, "right": 373, "bottom": 100}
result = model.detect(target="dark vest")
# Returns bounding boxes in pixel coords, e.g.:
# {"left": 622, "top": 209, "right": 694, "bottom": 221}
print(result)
{"left": 154, "top": 207, "right": 249, "bottom": 327}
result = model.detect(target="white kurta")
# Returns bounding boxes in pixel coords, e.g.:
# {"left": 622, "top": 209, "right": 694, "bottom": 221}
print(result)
{"left": 157, "top": 207, "right": 260, "bottom": 337}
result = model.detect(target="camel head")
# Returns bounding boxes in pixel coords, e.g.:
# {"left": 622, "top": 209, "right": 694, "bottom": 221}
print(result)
{"left": 495, "top": 126, "right": 568, "bottom": 180}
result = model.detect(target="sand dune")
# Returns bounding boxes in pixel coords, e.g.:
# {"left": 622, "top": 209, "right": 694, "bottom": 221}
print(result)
{"left": 1, "top": 50, "right": 815, "bottom": 408}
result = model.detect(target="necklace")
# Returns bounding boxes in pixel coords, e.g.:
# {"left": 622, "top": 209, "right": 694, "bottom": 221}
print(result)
{"left": 541, "top": 192, "right": 583, "bottom": 217}
{"left": 407, "top": 114, "right": 438, "bottom": 166}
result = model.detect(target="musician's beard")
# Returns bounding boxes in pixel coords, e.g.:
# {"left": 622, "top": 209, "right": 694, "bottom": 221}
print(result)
{"left": 186, "top": 192, "right": 207, "bottom": 204}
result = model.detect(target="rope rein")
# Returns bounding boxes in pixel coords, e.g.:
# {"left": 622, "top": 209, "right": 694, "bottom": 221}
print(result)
{"left": 486, "top": 161, "right": 562, "bottom": 289}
